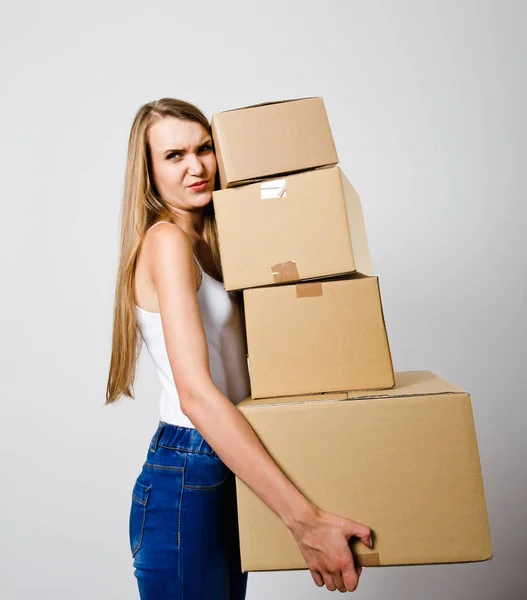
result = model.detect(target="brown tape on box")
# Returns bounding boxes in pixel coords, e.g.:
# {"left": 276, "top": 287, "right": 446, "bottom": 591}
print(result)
{"left": 271, "top": 260, "right": 299, "bottom": 283}
{"left": 355, "top": 553, "right": 380, "bottom": 567}
{"left": 296, "top": 282, "right": 323, "bottom": 298}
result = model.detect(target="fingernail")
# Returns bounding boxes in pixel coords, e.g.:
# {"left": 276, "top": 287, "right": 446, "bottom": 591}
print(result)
{"left": 369, "top": 537, "right": 373, "bottom": 548}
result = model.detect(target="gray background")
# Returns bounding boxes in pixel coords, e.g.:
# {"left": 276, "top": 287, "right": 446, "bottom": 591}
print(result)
{"left": 1, "top": 1, "right": 525, "bottom": 598}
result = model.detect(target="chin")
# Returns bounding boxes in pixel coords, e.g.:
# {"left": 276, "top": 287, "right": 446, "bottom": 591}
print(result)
{"left": 191, "top": 191, "right": 213, "bottom": 207}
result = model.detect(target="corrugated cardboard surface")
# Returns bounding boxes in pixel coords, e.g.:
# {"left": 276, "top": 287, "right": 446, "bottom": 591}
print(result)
{"left": 237, "top": 369, "right": 466, "bottom": 407}
{"left": 213, "top": 167, "right": 373, "bottom": 291}
{"left": 244, "top": 275, "right": 395, "bottom": 398}
{"left": 211, "top": 97, "right": 339, "bottom": 188}
{"left": 340, "top": 169, "right": 373, "bottom": 278}
{"left": 235, "top": 371, "right": 493, "bottom": 571}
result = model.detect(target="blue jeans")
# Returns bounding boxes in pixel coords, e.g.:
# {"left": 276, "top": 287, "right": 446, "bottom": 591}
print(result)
{"left": 129, "top": 421, "right": 248, "bottom": 599}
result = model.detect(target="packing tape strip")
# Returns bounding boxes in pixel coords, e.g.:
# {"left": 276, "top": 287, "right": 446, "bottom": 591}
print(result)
{"left": 261, "top": 178, "right": 286, "bottom": 199}
{"left": 354, "top": 553, "right": 380, "bottom": 567}
{"left": 296, "top": 282, "right": 323, "bottom": 298}
{"left": 271, "top": 259, "right": 299, "bottom": 283}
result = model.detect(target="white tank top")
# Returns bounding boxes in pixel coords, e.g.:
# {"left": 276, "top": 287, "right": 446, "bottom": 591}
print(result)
{"left": 135, "top": 221, "right": 251, "bottom": 428}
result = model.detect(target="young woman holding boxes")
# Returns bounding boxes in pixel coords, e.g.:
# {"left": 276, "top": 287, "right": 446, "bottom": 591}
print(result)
{"left": 106, "top": 97, "right": 373, "bottom": 599}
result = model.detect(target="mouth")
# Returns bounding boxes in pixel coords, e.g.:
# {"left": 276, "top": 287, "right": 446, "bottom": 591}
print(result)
{"left": 188, "top": 180, "right": 209, "bottom": 191}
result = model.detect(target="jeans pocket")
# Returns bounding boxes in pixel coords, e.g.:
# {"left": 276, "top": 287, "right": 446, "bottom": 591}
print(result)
{"left": 129, "top": 479, "right": 151, "bottom": 557}
{"left": 183, "top": 452, "right": 232, "bottom": 490}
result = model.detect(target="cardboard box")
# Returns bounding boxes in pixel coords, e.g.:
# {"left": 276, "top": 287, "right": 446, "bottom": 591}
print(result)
{"left": 244, "top": 274, "right": 394, "bottom": 398}
{"left": 211, "top": 97, "right": 339, "bottom": 189}
{"left": 213, "top": 167, "right": 373, "bottom": 291}
{"left": 235, "top": 371, "right": 493, "bottom": 571}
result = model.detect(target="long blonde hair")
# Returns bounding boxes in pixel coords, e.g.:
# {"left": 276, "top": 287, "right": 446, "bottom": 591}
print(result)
{"left": 105, "top": 98, "right": 229, "bottom": 405}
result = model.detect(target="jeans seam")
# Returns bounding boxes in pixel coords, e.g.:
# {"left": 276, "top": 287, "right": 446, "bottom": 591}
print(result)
{"left": 183, "top": 470, "right": 231, "bottom": 490}
{"left": 178, "top": 451, "right": 186, "bottom": 549}
{"left": 179, "top": 452, "right": 186, "bottom": 599}
{"left": 131, "top": 494, "right": 148, "bottom": 506}
{"left": 144, "top": 463, "right": 184, "bottom": 472}
{"left": 157, "top": 442, "right": 218, "bottom": 456}
{"left": 131, "top": 487, "right": 150, "bottom": 557}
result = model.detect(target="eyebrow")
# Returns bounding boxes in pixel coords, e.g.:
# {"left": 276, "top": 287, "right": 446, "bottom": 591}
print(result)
{"left": 163, "top": 138, "right": 212, "bottom": 156}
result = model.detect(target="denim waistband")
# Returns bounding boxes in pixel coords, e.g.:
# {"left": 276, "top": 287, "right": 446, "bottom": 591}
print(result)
{"left": 148, "top": 421, "right": 218, "bottom": 457}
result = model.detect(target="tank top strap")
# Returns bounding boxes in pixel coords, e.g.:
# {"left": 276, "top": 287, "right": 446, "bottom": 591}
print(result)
{"left": 147, "top": 220, "right": 202, "bottom": 272}
{"left": 192, "top": 253, "right": 203, "bottom": 272}
{"left": 147, "top": 220, "right": 172, "bottom": 232}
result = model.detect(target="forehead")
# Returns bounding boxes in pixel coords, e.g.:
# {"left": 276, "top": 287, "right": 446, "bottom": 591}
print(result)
{"left": 148, "top": 117, "right": 210, "bottom": 152}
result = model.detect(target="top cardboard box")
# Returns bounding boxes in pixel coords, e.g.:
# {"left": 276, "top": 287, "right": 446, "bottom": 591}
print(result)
{"left": 211, "top": 97, "right": 339, "bottom": 189}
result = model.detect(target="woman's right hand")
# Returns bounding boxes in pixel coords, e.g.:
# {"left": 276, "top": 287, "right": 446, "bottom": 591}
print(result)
{"left": 289, "top": 504, "right": 373, "bottom": 593}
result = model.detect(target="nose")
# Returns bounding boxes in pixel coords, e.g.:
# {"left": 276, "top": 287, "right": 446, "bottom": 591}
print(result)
{"left": 186, "top": 152, "right": 205, "bottom": 176}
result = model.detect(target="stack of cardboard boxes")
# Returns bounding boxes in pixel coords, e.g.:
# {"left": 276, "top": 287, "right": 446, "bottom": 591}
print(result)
{"left": 211, "top": 98, "right": 492, "bottom": 572}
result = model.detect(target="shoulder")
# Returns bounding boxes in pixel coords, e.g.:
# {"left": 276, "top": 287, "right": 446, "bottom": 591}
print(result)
{"left": 143, "top": 223, "right": 199, "bottom": 287}
{"left": 145, "top": 221, "right": 189, "bottom": 247}
{"left": 143, "top": 222, "right": 192, "bottom": 259}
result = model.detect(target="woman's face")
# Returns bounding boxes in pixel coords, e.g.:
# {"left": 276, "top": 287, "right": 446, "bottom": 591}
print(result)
{"left": 147, "top": 116, "right": 217, "bottom": 209}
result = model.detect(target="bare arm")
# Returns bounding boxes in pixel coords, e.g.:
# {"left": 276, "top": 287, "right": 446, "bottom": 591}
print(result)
{"left": 148, "top": 223, "right": 315, "bottom": 528}
{"left": 147, "top": 223, "right": 371, "bottom": 593}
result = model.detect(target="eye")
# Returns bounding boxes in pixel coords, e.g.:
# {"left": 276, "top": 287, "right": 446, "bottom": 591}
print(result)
{"left": 198, "top": 144, "right": 212, "bottom": 153}
{"left": 166, "top": 151, "right": 181, "bottom": 160}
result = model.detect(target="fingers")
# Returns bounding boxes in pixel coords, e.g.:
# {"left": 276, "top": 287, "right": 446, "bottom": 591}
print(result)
{"left": 311, "top": 562, "right": 363, "bottom": 592}
{"left": 326, "top": 561, "right": 362, "bottom": 593}
{"left": 321, "top": 571, "right": 338, "bottom": 592}
{"left": 341, "top": 559, "right": 361, "bottom": 592}
{"left": 310, "top": 569, "right": 324, "bottom": 588}
{"left": 331, "top": 569, "right": 348, "bottom": 593}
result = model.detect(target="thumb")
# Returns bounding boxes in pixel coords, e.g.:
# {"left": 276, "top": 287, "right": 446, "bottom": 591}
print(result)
{"left": 361, "top": 532, "right": 374, "bottom": 549}
{"left": 346, "top": 519, "right": 373, "bottom": 549}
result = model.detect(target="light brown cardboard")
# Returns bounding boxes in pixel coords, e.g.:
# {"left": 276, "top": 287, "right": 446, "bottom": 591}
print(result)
{"left": 243, "top": 275, "right": 395, "bottom": 398}
{"left": 211, "top": 97, "right": 339, "bottom": 188}
{"left": 213, "top": 167, "right": 373, "bottom": 291}
{"left": 235, "top": 371, "right": 493, "bottom": 571}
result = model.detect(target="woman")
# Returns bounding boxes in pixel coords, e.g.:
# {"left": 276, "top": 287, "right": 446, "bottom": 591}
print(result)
{"left": 106, "top": 98, "right": 372, "bottom": 599}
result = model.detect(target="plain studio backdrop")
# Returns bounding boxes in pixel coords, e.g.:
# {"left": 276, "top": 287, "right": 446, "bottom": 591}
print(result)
{"left": 0, "top": 1, "right": 525, "bottom": 598}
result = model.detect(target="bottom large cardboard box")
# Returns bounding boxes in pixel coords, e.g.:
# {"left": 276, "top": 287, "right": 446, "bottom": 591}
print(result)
{"left": 235, "top": 371, "right": 492, "bottom": 570}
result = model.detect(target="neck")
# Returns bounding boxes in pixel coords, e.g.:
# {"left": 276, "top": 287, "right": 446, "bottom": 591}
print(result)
{"left": 164, "top": 207, "right": 205, "bottom": 244}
